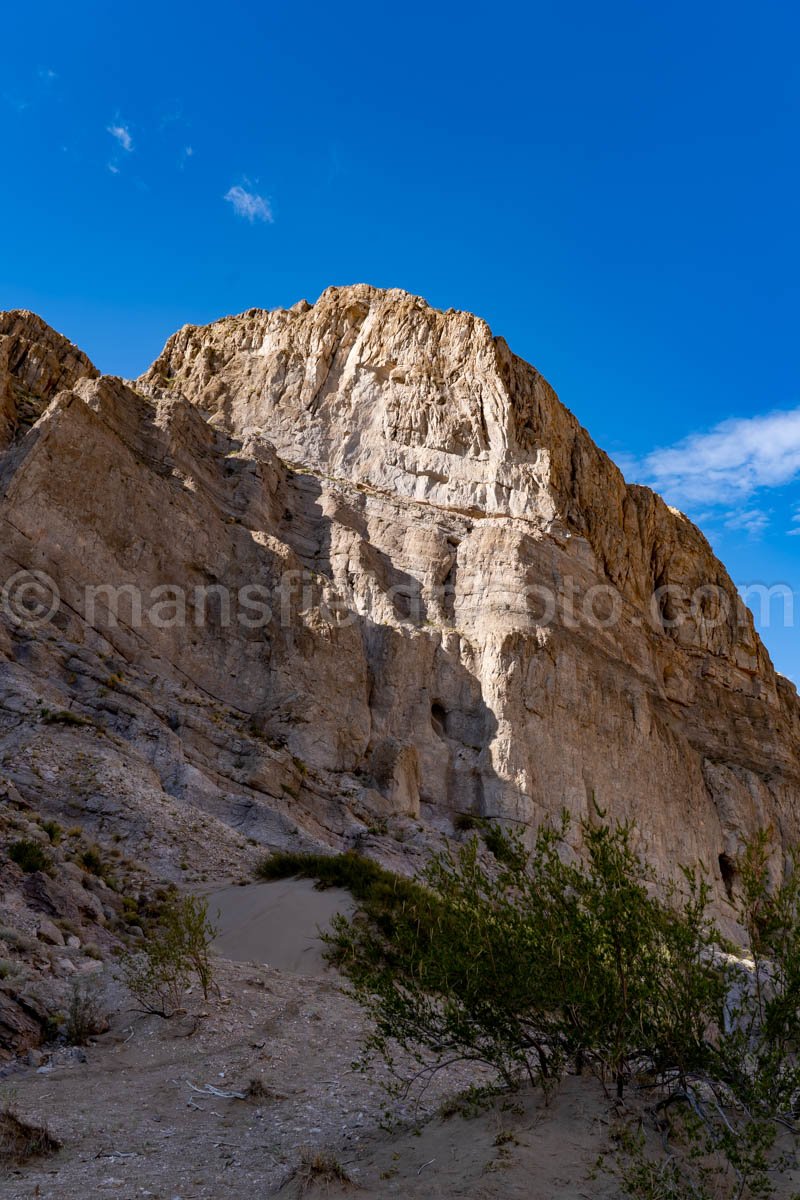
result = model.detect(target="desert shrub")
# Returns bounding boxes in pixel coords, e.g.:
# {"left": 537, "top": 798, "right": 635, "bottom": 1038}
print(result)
{"left": 294, "top": 1147, "right": 351, "bottom": 1191}
{"left": 256, "top": 849, "right": 425, "bottom": 913}
{"left": 0, "top": 924, "right": 36, "bottom": 953}
{"left": 79, "top": 846, "right": 104, "bottom": 875}
{"left": 64, "top": 976, "right": 107, "bottom": 1045}
{"left": 120, "top": 895, "right": 141, "bottom": 925}
{"left": 323, "top": 814, "right": 800, "bottom": 1198}
{"left": 327, "top": 814, "right": 722, "bottom": 1097}
{"left": 482, "top": 822, "right": 527, "bottom": 868}
{"left": 245, "top": 1077, "right": 271, "bottom": 1101}
{"left": 41, "top": 820, "right": 62, "bottom": 844}
{"left": 693, "top": 831, "right": 800, "bottom": 1197}
{"left": 40, "top": 708, "right": 93, "bottom": 728}
{"left": 121, "top": 894, "right": 217, "bottom": 1017}
{"left": 8, "top": 839, "right": 51, "bottom": 874}
{"left": 0, "top": 1101, "right": 61, "bottom": 1165}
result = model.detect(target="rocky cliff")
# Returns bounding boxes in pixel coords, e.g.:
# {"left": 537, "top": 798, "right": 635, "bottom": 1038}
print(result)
{"left": 1, "top": 286, "right": 798, "bottom": 907}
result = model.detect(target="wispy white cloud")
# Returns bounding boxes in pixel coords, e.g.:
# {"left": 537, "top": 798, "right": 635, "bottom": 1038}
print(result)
{"left": 724, "top": 508, "right": 771, "bottom": 538}
{"left": 621, "top": 405, "right": 800, "bottom": 539}
{"left": 788, "top": 507, "right": 800, "bottom": 537}
{"left": 224, "top": 184, "right": 273, "bottom": 223}
{"left": 107, "top": 124, "right": 133, "bottom": 152}
{"left": 624, "top": 404, "right": 800, "bottom": 532}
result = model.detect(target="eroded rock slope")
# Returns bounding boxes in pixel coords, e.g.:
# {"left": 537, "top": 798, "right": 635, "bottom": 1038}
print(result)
{"left": 0, "top": 287, "right": 798, "bottom": 912}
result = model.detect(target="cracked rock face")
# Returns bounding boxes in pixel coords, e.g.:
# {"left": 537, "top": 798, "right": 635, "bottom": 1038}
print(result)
{"left": 0, "top": 287, "right": 798, "bottom": 901}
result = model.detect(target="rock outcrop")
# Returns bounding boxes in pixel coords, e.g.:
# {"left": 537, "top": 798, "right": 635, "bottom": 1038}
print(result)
{"left": 0, "top": 288, "right": 798, "bottom": 908}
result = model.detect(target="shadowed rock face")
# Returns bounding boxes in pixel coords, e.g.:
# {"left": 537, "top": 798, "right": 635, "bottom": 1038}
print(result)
{"left": 0, "top": 311, "right": 98, "bottom": 451}
{"left": 0, "top": 286, "right": 798, "bottom": 899}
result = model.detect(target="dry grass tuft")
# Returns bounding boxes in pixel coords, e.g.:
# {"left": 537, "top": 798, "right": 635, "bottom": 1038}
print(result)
{"left": 245, "top": 1077, "right": 271, "bottom": 1101}
{"left": 0, "top": 1103, "right": 61, "bottom": 1165}
{"left": 294, "top": 1147, "right": 353, "bottom": 1192}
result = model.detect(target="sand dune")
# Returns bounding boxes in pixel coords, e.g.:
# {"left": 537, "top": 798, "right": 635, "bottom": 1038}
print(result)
{"left": 205, "top": 878, "right": 355, "bottom": 977}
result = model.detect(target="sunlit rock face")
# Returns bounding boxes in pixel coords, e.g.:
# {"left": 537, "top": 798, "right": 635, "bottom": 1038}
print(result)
{"left": 0, "top": 288, "right": 797, "bottom": 898}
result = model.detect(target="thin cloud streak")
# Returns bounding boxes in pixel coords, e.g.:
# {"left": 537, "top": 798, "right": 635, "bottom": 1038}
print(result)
{"left": 224, "top": 185, "right": 273, "bottom": 223}
{"left": 107, "top": 124, "right": 133, "bottom": 152}
{"left": 724, "top": 508, "right": 770, "bottom": 538}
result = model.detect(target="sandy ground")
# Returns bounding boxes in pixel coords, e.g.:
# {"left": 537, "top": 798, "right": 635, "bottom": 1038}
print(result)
{"left": 4, "top": 879, "right": 798, "bottom": 1198}
{"left": 206, "top": 879, "right": 355, "bottom": 977}
{"left": 0, "top": 948, "right": 622, "bottom": 1200}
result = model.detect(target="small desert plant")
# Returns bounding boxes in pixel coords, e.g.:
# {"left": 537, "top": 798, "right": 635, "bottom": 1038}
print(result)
{"left": 0, "top": 924, "right": 35, "bottom": 952}
{"left": 294, "top": 1148, "right": 351, "bottom": 1192}
{"left": 245, "top": 1077, "right": 271, "bottom": 1101}
{"left": 8, "top": 839, "right": 51, "bottom": 874}
{"left": 120, "top": 895, "right": 141, "bottom": 925}
{"left": 40, "top": 708, "right": 93, "bottom": 728}
{"left": 79, "top": 846, "right": 104, "bottom": 875}
{"left": 256, "top": 849, "right": 424, "bottom": 916}
{"left": 64, "top": 976, "right": 108, "bottom": 1045}
{"left": 0, "top": 1100, "right": 61, "bottom": 1165}
{"left": 482, "top": 822, "right": 526, "bottom": 867}
{"left": 41, "top": 820, "right": 62, "bottom": 844}
{"left": 121, "top": 894, "right": 217, "bottom": 1017}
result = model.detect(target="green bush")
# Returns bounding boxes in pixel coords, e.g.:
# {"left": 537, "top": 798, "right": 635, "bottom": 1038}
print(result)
{"left": 328, "top": 814, "right": 722, "bottom": 1096}
{"left": 320, "top": 813, "right": 800, "bottom": 1199}
{"left": 8, "top": 839, "right": 51, "bottom": 874}
{"left": 257, "top": 849, "right": 425, "bottom": 911}
{"left": 482, "top": 822, "right": 527, "bottom": 868}
{"left": 121, "top": 894, "right": 217, "bottom": 1017}
{"left": 41, "top": 821, "right": 62, "bottom": 845}
{"left": 79, "top": 846, "right": 103, "bottom": 875}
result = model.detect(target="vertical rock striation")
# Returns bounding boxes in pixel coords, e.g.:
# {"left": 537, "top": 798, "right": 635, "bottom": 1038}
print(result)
{"left": 0, "top": 286, "right": 796, "bottom": 897}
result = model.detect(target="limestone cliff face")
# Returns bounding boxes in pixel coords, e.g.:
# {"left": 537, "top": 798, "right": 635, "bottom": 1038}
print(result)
{"left": 0, "top": 287, "right": 797, "bottom": 896}
{"left": 0, "top": 311, "right": 98, "bottom": 451}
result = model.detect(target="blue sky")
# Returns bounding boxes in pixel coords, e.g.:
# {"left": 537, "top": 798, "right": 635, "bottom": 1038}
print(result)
{"left": 2, "top": 1, "right": 798, "bottom": 678}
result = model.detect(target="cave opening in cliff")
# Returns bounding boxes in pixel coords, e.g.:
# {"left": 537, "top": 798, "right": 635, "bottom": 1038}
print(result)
{"left": 431, "top": 702, "right": 447, "bottom": 738}
{"left": 718, "top": 852, "right": 736, "bottom": 901}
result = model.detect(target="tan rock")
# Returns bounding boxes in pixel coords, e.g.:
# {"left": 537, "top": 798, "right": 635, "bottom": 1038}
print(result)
{"left": 36, "top": 917, "right": 65, "bottom": 947}
{"left": 0, "top": 287, "right": 797, "bottom": 901}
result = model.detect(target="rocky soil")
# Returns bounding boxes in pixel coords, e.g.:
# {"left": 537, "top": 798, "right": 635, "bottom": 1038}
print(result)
{"left": 3, "top": 943, "right": 799, "bottom": 1199}
{"left": 0, "top": 951, "right": 699, "bottom": 1199}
